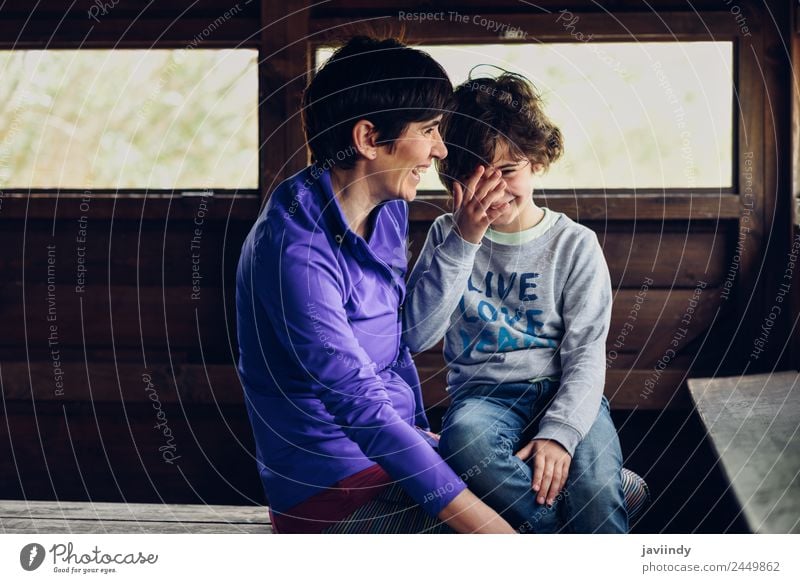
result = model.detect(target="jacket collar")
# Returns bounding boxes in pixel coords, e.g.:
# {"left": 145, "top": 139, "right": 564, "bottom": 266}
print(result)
{"left": 312, "top": 165, "right": 405, "bottom": 292}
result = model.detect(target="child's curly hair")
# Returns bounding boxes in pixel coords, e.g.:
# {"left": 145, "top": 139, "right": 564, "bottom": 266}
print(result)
{"left": 436, "top": 71, "right": 563, "bottom": 194}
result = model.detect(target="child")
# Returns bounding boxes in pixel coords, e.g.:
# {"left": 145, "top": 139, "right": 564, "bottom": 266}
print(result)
{"left": 403, "top": 72, "right": 628, "bottom": 533}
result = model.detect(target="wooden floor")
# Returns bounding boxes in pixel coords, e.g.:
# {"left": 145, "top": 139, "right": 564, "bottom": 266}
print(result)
{"left": 0, "top": 500, "right": 272, "bottom": 533}
{"left": 688, "top": 371, "right": 800, "bottom": 534}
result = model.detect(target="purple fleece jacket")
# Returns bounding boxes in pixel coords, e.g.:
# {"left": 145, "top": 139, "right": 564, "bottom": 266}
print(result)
{"left": 235, "top": 165, "right": 466, "bottom": 516}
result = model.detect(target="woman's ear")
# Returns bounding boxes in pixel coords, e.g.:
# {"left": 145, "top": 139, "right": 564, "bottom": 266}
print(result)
{"left": 352, "top": 119, "right": 378, "bottom": 160}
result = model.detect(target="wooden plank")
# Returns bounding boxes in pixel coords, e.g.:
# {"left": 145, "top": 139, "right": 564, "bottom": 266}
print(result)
{"left": 734, "top": 20, "right": 767, "bottom": 369}
{"left": 260, "top": 0, "right": 310, "bottom": 198}
{"left": 0, "top": 193, "right": 740, "bottom": 224}
{"left": 0, "top": 362, "right": 244, "bottom": 404}
{"left": 408, "top": 223, "right": 730, "bottom": 288}
{"left": 599, "top": 229, "right": 727, "bottom": 289}
{"left": 409, "top": 194, "right": 741, "bottom": 222}
{"left": 0, "top": 204, "right": 730, "bottom": 290}
{"left": 0, "top": 0, "right": 261, "bottom": 18}
{"left": 2, "top": 282, "right": 722, "bottom": 402}
{"left": 0, "top": 220, "right": 251, "bottom": 287}
{"left": 311, "top": 0, "right": 741, "bottom": 18}
{"left": 0, "top": 517, "right": 271, "bottom": 534}
{"left": 687, "top": 372, "right": 800, "bottom": 534}
{"left": 0, "top": 0, "right": 261, "bottom": 48}
{"left": 793, "top": 0, "right": 800, "bottom": 369}
{"left": 311, "top": 11, "right": 745, "bottom": 43}
{"left": 0, "top": 192, "right": 261, "bottom": 221}
{"left": 0, "top": 18, "right": 261, "bottom": 49}
{"left": 794, "top": 229, "right": 800, "bottom": 370}
{"left": 0, "top": 400, "right": 264, "bottom": 504}
{"left": 418, "top": 365, "right": 691, "bottom": 410}
{"left": 761, "top": 1, "right": 794, "bottom": 370}
{"left": 0, "top": 283, "right": 236, "bottom": 352}
{"left": 416, "top": 351, "right": 696, "bottom": 410}
{"left": 409, "top": 288, "right": 723, "bottom": 356}
{"left": 0, "top": 500, "right": 269, "bottom": 524}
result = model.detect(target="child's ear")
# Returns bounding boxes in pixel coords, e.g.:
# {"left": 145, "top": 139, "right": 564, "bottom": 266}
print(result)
{"left": 532, "top": 162, "right": 545, "bottom": 175}
{"left": 352, "top": 119, "right": 378, "bottom": 160}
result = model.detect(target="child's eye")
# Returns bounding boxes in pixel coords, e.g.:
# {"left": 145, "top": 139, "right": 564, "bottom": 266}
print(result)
{"left": 500, "top": 160, "right": 530, "bottom": 176}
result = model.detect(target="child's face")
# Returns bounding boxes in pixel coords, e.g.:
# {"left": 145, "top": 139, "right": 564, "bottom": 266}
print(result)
{"left": 482, "top": 145, "right": 543, "bottom": 227}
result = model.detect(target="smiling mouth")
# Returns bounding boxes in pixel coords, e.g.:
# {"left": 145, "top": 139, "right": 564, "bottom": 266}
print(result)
{"left": 411, "top": 166, "right": 429, "bottom": 181}
{"left": 489, "top": 194, "right": 516, "bottom": 209}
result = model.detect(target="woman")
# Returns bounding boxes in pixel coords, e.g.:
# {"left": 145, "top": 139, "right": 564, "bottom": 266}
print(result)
{"left": 235, "top": 36, "right": 514, "bottom": 533}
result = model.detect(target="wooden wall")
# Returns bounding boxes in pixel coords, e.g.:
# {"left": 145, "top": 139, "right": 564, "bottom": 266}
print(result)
{"left": 0, "top": 1, "right": 795, "bottom": 514}
{"left": 792, "top": 0, "right": 800, "bottom": 370}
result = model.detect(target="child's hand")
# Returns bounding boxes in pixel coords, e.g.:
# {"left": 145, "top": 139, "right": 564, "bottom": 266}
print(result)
{"left": 514, "top": 439, "right": 571, "bottom": 506}
{"left": 415, "top": 426, "right": 441, "bottom": 442}
{"left": 452, "top": 165, "right": 510, "bottom": 244}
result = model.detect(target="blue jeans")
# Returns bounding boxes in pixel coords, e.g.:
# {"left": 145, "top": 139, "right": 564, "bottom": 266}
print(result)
{"left": 439, "top": 380, "right": 628, "bottom": 533}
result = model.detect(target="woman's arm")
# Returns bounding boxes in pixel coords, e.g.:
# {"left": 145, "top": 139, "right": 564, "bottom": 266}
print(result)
{"left": 252, "top": 223, "right": 485, "bottom": 522}
{"left": 439, "top": 490, "right": 517, "bottom": 533}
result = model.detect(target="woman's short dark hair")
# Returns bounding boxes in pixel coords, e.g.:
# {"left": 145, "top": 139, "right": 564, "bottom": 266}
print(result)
{"left": 436, "top": 72, "right": 564, "bottom": 194}
{"left": 302, "top": 36, "right": 453, "bottom": 169}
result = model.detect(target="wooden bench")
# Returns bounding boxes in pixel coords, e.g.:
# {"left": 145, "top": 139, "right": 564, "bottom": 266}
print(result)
{"left": 687, "top": 371, "right": 800, "bottom": 534}
{"left": 0, "top": 500, "right": 272, "bottom": 534}
{"left": 3, "top": 478, "right": 649, "bottom": 533}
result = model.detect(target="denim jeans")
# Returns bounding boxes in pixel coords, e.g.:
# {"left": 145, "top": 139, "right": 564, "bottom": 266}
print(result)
{"left": 439, "top": 379, "right": 628, "bottom": 533}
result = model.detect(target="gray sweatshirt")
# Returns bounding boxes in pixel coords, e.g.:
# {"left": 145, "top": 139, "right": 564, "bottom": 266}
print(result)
{"left": 402, "top": 211, "right": 612, "bottom": 455}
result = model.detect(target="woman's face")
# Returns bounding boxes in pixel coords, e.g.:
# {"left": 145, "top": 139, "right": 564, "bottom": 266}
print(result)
{"left": 370, "top": 116, "right": 448, "bottom": 202}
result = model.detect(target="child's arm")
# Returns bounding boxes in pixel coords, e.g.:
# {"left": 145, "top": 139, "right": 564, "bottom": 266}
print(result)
{"left": 402, "top": 167, "right": 508, "bottom": 352}
{"left": 537, "top": 230, "right": 613, "bottom": 454}
{"left": 516, "top": 231, "right": 613, "bottom": 506}
{"left": 537, "top": 233, "right": 613, "bottom": 455}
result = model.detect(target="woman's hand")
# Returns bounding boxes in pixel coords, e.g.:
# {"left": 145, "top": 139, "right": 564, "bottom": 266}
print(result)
{"left": 437, "top": 489, "right": 517, "bottom": 533}
{"left": 514, "top": 439, "right": 572, "bottom": 506}
{"left": 452, "top": 165, "right": 510, "bottom": 244}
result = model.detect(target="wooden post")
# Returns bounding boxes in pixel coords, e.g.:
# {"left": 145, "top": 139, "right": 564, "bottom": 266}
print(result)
{"left": 260, "top": 0, "right": 310, "bottom": 204}
{"left": 791, "top": 0, "right": 800, "bottom": 370}
{"left": 760, "top": 0, "right": 794, "bottom": 371}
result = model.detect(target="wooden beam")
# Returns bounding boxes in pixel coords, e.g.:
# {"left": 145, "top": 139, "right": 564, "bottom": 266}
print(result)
{"left": 794, "top": 0, "right": 800, "bottom": 369}
{"left": 310, "top": 0, "right": 742, "bottom": 19}
{"left": 0, "top": 284, "right": 236, "bottom": 352}
{"left": 311, "top": 11, "right": 747, "bottom": 44}
{"left": 409, "top": 194, "right": 742, "bottom": 221}
{"left": 0, "top": 16, "right": 261, "bottom": 49}
{"left": 260, "top": 0, "right": 310, "bottom": 199}
{"left": 416, "top": 363, "right": 692, "bottom": 411}
{"left": 0, "top": 192, "right": 260, "bottom": 221}
{"left": 761, "top": 0, "right": 795, "bottom": 370}
{"left": 735, "top": 14, "right": 768, "bottom": 371}
{"left": 408, "top": 223, "right": 731, "bottom": 288}
{"left": 0, "top": 213, "right": 252, "bottom": 287}
{"left": 1, "top": 361, "right": 243, "bottom": 404}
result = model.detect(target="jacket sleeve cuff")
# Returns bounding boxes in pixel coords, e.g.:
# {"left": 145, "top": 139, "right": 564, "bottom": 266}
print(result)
{"left": 534, "top": 420, "right": 584, "bottom": 457}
